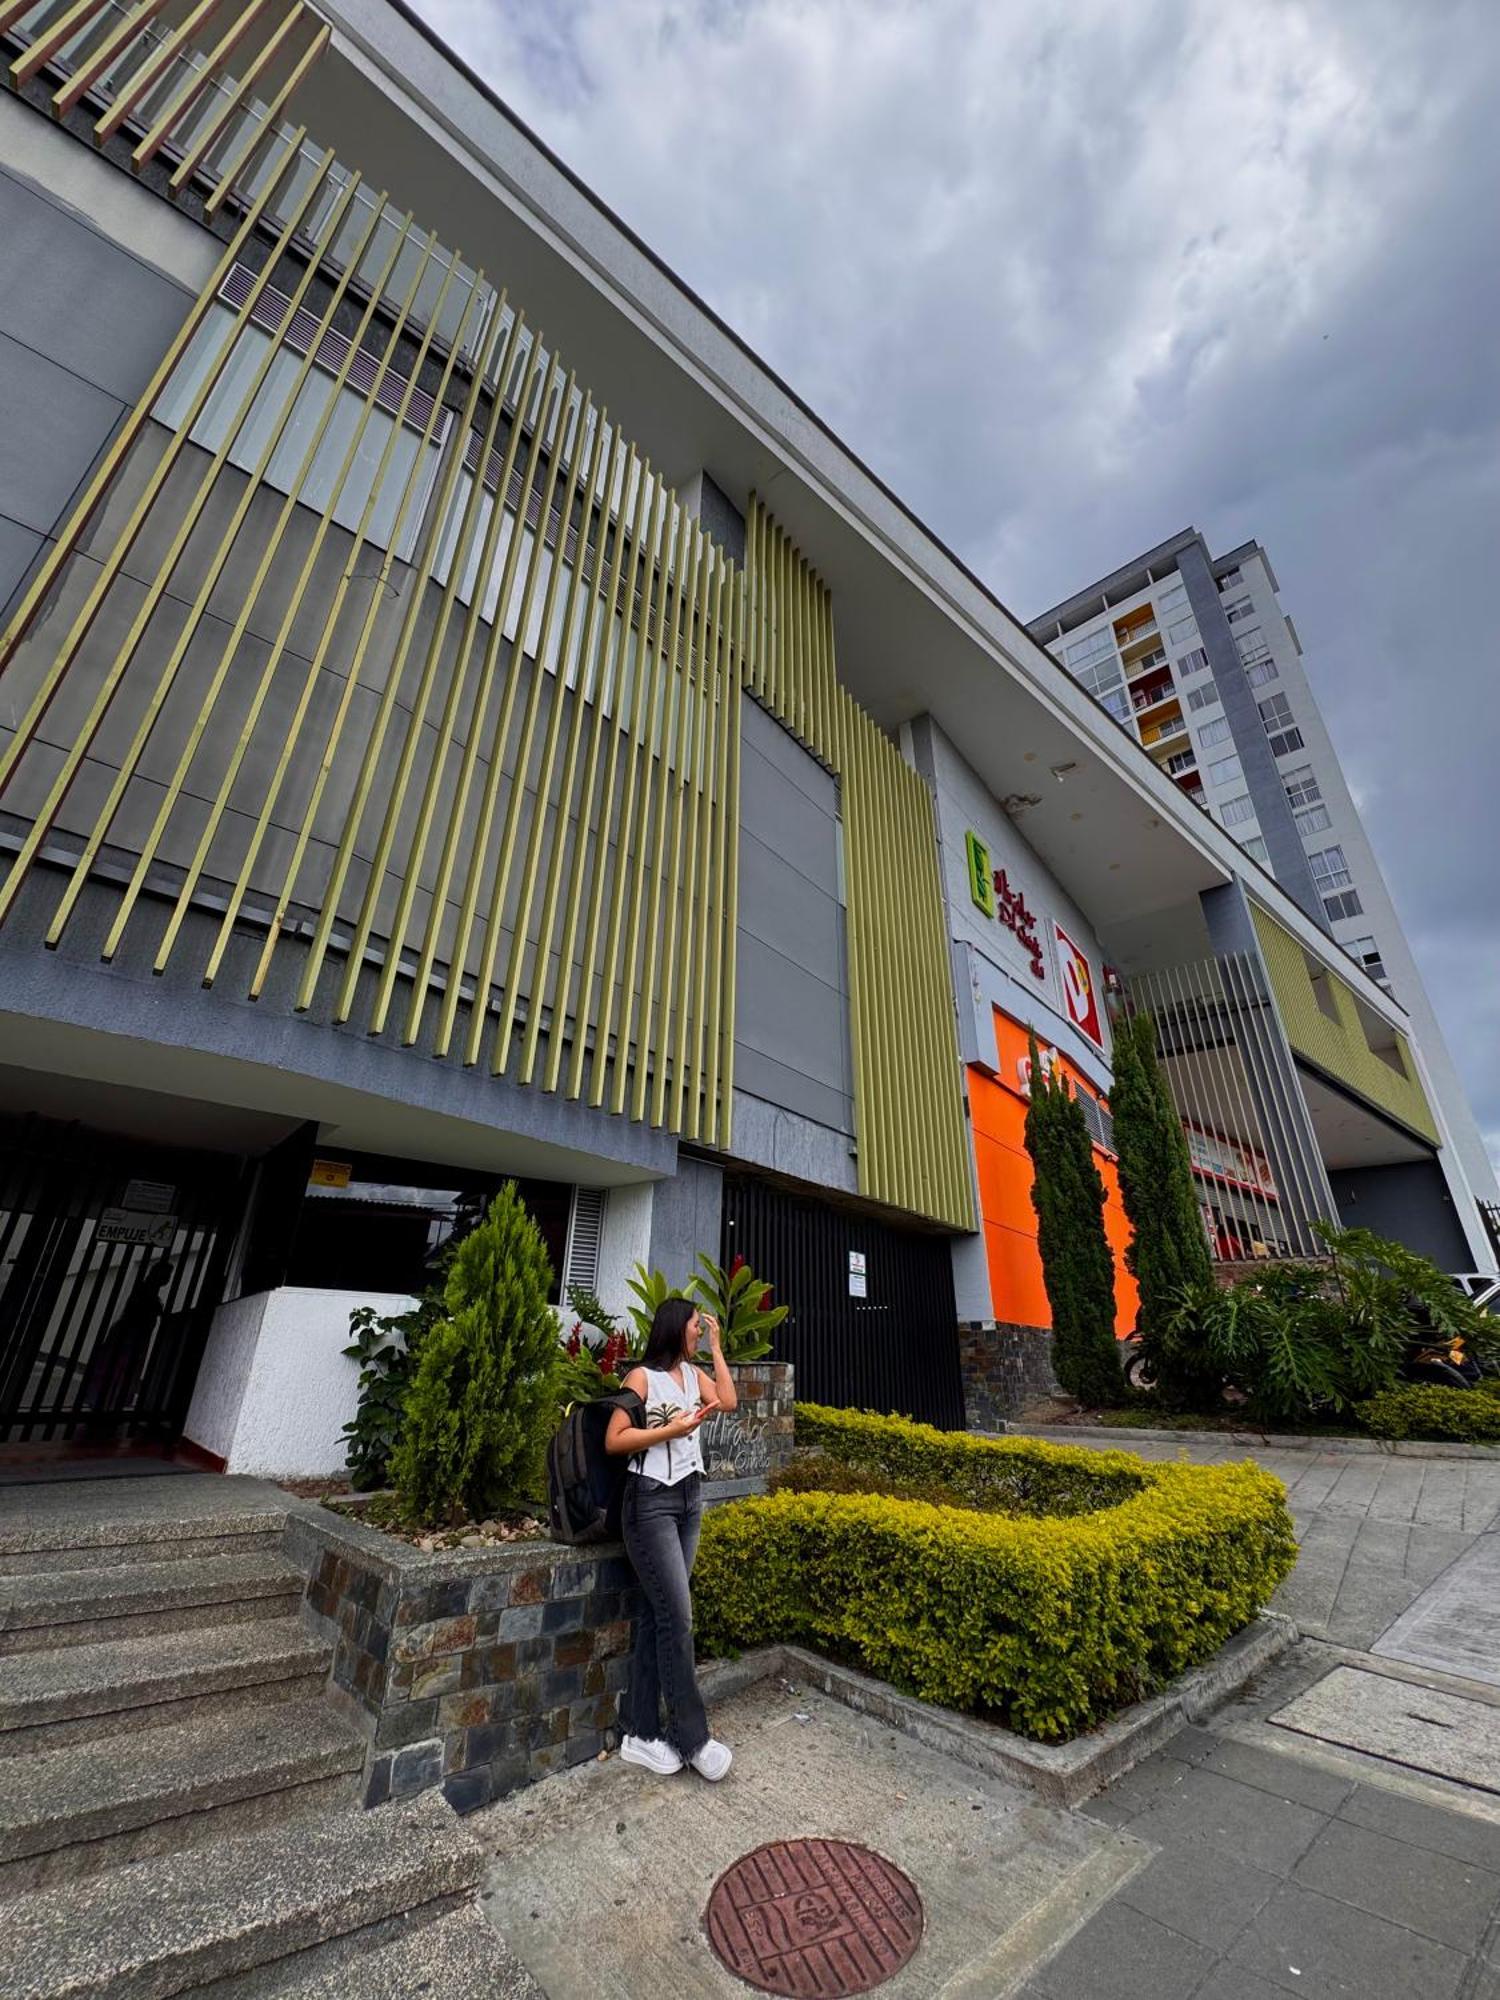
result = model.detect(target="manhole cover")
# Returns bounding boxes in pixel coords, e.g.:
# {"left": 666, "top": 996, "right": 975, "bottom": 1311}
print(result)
{"left": 705, "top": 1838, "right": 923, "bottom": 1996}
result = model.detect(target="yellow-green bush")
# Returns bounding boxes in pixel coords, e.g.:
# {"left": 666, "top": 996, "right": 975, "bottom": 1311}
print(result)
{"left": 696, "top": 1407, "right": 1295, "bottom": 1742}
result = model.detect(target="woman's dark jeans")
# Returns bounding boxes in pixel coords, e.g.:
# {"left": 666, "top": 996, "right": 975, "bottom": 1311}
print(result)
{"left": 620, "top": 1472, "right": 708, "bottom": 1759}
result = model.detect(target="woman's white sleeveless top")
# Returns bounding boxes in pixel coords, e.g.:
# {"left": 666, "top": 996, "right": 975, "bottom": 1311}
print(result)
{"left": 628, "top": 1365, "right": 704, "bottom": 1485}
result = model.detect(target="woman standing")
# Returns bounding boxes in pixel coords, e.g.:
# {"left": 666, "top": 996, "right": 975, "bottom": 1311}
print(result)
{"left": 606, "top": 1297, "right": 738, "bottom": 1780}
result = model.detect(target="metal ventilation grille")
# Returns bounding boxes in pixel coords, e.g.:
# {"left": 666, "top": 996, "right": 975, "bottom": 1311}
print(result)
{"left": 219, "top": 264, "right": 452, "bottom": 444}
{"left": 563, "top": 1188, "right": 607, "bottom": 1297}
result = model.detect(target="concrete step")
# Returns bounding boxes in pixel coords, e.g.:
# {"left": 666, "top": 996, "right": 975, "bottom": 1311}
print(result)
{"left": 0, "top": 1551, "right": 305, "bottom": 1654}
{"left": 0, "top": 1696, "right": 366, "bottom": 1894}
{"left": 207, "top": 1905, "right": 541, "bottom": 1999}
{"left": 0, "top": 1477, "right": 288, "bottom": 1578}
{"left": 0, "top": 1619, "right": 331, "bottom": 1757}
{"left": 0, "top": 1789, "right": 483, "bottom": 2000}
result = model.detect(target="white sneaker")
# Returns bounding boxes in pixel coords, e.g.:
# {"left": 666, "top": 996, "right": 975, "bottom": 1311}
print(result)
{"left": 620, "top": 1735, "right": 683, "bottom": 1775}
{"left": 690, "top": 1739, "right": 733, "bottom": 1782}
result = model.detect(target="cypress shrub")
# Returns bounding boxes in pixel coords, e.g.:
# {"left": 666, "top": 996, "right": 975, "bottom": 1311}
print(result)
{"left": 1109, "top": 1009, "right": 1214, "bottom": 1400}
{"left": 392, "top": 1183, "right": 560, "bottom": 1524}
{"left": 1024, "top": 1032, "right": 1124, "bottom": 1406}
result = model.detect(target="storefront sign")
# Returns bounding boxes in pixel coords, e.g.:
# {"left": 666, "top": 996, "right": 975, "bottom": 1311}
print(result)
{"left": 98, "top": 1207, "right": 177, "bottom": 1249}
{"left": 1054, "top": 922, "right": 1104, "bottom": 1048}
{"left": 965, "top": 831, "right": 1045, "bottom": 979}
{"left": 309, "top": 1159, "right": 353, "bottom": 1189}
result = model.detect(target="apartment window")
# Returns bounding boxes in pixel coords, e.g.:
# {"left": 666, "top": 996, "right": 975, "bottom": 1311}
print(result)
{"left": 1349, "top": 935, "right": 1389, "bottom": 982}
{"left": 1308, "top": 845, "right": 1354, "bottom": 893}
{"left": 1221, "top": 793, "right": 1257, "bottom": 827}
{"left": 1259, "top": 692, "right": 1304, "bottom": 756}
{"left": 1176, "top": 645, "right": 1209, "bottom": 676}
{"left": 1074, "top": 655, "right": 1128, "bottom": 708}
{"left": 1197, "top": 716, "right": 1233, "bottom": 748}
{"left": 1208, "top": 753, "right": 1244, "bottom": 787}
{"left": 1245, "top": 657, "right": 1279, "bottom": 688}
{"left": 1324, "top": 889, "right": 1364, "bottom": 922}
{"left": 1187, "top": 682, "right": 1220, "bottom": 712}
{"left": 1100, "top": 686, "right": 1132, "bottom": 724}
{"left": 1270, "top": 727, "right": 1304, "bottom": 756}
{"left": 1224, "top": 597, "right": 1255, "bottom": 623}
{"left": 1164, "top": 749, "right": 1198, "bottom": 775}
{"left": 1156, "top": 582, "right": 1188, "bottom": 614}
{"left": 1283, "top": 766, "right": 1323, "bottom": 810}
{"left": 1295, "top": 804, "right": 1332, "bottom": 836}
{"left": 1167, "top": 615, "right": 1198, "bottom": 646}
{"left": 1065, "top": 628, "right": 1116, "bottom": 667}
{"left": 1241, "top": 834, "right": 1269, "bottom": 863}
{"left": 1237, "top": 633, "right": 1272, "bottom": 664}
{"left": 1217, "top": 568, "right": 1243, "bottom": 591}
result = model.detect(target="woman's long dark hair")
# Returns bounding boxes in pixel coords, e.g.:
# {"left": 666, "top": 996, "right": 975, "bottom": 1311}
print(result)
{"left": 640, "top": 1297, "right": 696, "bottom": 1372}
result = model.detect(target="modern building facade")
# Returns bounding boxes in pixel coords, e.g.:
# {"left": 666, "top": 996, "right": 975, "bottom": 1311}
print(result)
{"left": 1030, "top": 530, "right": 1500, "bottom": 1273}
{"left": 0, "top": 0, "right": 1489, "bottom": 1470}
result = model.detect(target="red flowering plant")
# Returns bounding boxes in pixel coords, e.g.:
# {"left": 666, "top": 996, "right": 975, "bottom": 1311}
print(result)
{"left": 555, "top": 1282, "right": 646, "bottom": 1406}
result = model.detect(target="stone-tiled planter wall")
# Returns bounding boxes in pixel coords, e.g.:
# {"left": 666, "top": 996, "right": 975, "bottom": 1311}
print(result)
{"left": 957, "top": 1321, "right": 1059, "bottom": 1429}
{"left": 283, "top": 1361, "right": 793, "bottom": 1815}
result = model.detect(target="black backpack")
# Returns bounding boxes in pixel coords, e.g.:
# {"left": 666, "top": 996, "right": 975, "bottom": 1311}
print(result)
{"left": 547, "top": 1388, "right": 645, "bottom": 1545}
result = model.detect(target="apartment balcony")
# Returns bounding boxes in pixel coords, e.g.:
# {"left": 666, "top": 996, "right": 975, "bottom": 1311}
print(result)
{"left": 1125, "top": 645, "right": 1169, "bottom": 679}
{"left": 1141, "top": 716, "right": 1192, "bottom": 755}
{"left": 1131, "top": 681, "right": 1178, "bottom": 716}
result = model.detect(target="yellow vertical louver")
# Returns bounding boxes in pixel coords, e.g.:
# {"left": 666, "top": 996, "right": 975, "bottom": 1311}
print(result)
{"left": 743, "top": 500, "right": 974, "bottom": 1230}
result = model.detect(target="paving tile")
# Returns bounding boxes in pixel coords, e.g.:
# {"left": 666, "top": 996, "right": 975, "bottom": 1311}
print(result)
{"left": 1292, "top": 1816, "right": 1500, "bottom": 1951}
{"left": 1117, "top": 1842, "right": 1280, "bottom": 1950}
{"left": 1085, "top": 1751, "right": 1196, "bottom": 1824}
{"left": 1193, "top": 1968, "right": 1296, "bottom": 2000}
{"left": 1192, "top": 1737, "right": 1356, "bottom": 1814}
{"left": 1229, "top": 1880, "right": 1469, "bottom": 2000}
{"left": 1031, "top": 1899, "right": 1216, "bottom": 2000}
{"left": 1344, "top": 1792, "right": 1500, "bottom": 1864}
{"left": 1127, "top": 1768, "right": 1328, "bottom": 1877}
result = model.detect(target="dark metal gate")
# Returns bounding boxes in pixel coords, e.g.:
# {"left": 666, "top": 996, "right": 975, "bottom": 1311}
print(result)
{"left": 0, "top": 1116, "right": 245, "bottom": 1445}
{"left": 721, "top": 1175, "right": 965, "bottom": 1429}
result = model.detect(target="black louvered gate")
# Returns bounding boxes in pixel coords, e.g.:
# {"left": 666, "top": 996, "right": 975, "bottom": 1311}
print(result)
{"left": 0, "top": 1116, "right": 245, "bottom": 1445}
{"left": 721, "top": 1174, "right": 965, "bottom": 1429}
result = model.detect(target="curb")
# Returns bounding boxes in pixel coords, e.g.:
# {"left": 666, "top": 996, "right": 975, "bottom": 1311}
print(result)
{"left": 1007, "top": 1423, "right": 1500, "bottom": 1463}
{"left": 699, "top": 1612, "right": 1298, "bottom": 1809}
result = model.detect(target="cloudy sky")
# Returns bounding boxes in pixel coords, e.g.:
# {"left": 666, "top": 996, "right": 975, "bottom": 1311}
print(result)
{"left": 419, "top": 0, "right": 1500, "bottom": 1172}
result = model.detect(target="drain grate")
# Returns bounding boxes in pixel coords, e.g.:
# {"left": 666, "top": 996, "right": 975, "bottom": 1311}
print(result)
{"left": 704, "top": 1838, "right": 924, "bottom": 1996}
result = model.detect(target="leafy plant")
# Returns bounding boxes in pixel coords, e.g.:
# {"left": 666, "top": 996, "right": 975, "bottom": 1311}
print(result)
{"left": 1319, "top": 1224, "right": 1499, "bottom": 1368}
{"left": 1357, "top": 1384, "right": 1500, "bottom": 1444}
{"left": 623, "top": 1265, "right": 692, "bottom": 1346}
{"left": 391, "top": 1183, "right": 561, "bottom": 1524}
{"left": 341, "top": 1265, "right": 453, "bottom": 1490}
{"left": 1023, "top": 1032, "right": 1125, "bottom": 1407}
{"left": 690, "top": 1253, "right": 787, "bottom": 1364}
{"left": 564, "top": 1281, "right": 621, "bottom": 1340}
{"left": 1108, "top": 1009, "right": 1213, "bottom": 1401}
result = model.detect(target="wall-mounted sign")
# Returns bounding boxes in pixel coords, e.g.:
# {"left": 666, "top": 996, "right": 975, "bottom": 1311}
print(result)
{"left": 309, "top": 1159, "right": 353, "bottom": 1189}
{"left": 1054, "top": 922, "right": 1104, "bottom": 1048}
{"left": 848, "top": 1249, "right": 867, "bottom": 1298}
{"left": 965, "top": 831, "right": 996, "bottom": 917}
{"left": 965, "top": 831, "right": 1045, "bottom": 980}
{"left": 121, "top": 1178, "right": 175, "bottom": 1214}
{"left": 98, "top": 1207, "right": 176, "bottom": 1249}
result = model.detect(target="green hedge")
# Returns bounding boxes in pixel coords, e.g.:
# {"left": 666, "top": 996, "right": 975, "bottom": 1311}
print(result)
{"left": 696, "top": 1407, "right": 1296, "bottom": 1742}
{"left": 1357, "top": 1385, "right": 1500, "bottom": 1443}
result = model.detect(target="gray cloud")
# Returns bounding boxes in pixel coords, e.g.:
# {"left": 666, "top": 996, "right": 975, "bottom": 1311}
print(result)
{"left": 421, "top": 0, "right": 1500, "bottom": 1166}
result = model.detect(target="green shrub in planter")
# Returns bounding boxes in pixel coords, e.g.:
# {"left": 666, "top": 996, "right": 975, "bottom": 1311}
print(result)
{"left": 1357, "top": 1385, "right": 1500, "bottom": 1444}
{"left": 698, "top": 1407, "right": 1295, "bottom": 1741}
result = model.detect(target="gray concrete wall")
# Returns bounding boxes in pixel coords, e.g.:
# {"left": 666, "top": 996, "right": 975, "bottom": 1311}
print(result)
{"left": 0, "top": 99, "right": 213, "bottom": 616}
{"left": 646, "top": 1154, "right": 723, "bottom": 1287}
{"left": 733, "top": 697, "right": 854, "bottom": 1139}
{"left": 1176, "top": 539, "right": 1327, "bottom": 929}
{"left": 1329, "top": 1158, "right": 1474, "bottom": 1272}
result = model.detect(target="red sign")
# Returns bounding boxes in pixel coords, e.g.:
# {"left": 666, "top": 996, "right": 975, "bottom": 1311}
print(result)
{"left": 1054, "top": 922, "right": 1104, "bottom": 1047}
{"left": 994, "top": 868, "right": 1046, "bottom": 980}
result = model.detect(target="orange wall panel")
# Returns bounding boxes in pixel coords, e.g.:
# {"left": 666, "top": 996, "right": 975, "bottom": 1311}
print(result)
{"left": 970, "top": 1007, "right": 1138, "bottom": 1339}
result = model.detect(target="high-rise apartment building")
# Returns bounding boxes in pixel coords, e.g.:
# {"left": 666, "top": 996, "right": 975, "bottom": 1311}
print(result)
{"left": 1030, "top": 529, "right": 1500, "bottom": 1265}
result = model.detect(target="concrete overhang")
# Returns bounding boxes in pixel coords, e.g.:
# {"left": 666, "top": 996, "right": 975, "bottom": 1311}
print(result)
{"left": 291, "top": 5, "right": 1404, "bottom": 1029}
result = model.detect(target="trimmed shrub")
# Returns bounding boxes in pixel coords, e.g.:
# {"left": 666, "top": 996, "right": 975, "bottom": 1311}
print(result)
{"left": 698, "top": 1406, "right": 1296, "bottom": 1742}
{"left": 1357, "top": 1385, "right": 1500, "bottom": 1444}
{"left": 392, "top": 1184, "right": 560, "bottom": 1523}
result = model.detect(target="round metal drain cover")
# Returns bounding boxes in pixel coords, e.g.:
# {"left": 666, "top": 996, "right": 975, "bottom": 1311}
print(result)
{"left": 705, "top": 1838, "right": 923, "bottom": 1996}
